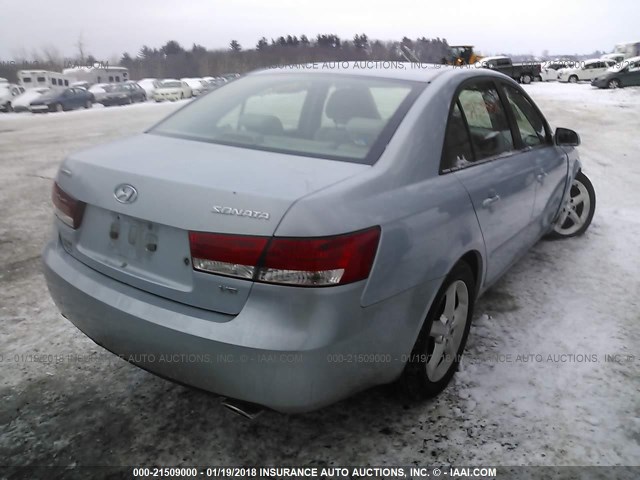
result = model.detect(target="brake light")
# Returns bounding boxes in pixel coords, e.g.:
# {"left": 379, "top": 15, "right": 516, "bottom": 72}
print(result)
{"left": 189, "top": 227, "right": 380, "bottom": 287}
{"left": 189, "top": 232, "right": 269, "bottom": 280}
{"left": 52, "top": 182, "right": 86, "bottom": 229}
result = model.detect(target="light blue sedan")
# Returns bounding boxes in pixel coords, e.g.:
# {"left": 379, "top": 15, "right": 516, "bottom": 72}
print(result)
{"left": 43, "top": 63, "right": 596, "bottom": 415}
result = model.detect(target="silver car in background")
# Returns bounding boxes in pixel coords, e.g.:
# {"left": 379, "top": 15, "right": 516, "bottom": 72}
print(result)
{"left": 43, "top": 63, "right": 596, "bottom": 414}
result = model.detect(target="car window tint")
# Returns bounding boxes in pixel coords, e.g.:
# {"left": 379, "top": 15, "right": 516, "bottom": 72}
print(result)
{"left": 442, "top": 102, "right": 474, "bottom": 171}
{"left": 152, "top": 74, "right": 421, "bottom": 164}
{"left": 504, "top": 86, "right": 547, "bottom": 147}
{"left": 243, "top": 85, "right": 308, "bottom": 131}
{"left": 458, "top": 83, "right": 514, "bottom": 160}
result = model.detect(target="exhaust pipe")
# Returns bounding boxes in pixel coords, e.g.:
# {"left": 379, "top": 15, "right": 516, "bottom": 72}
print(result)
{"left": 220, "top": 398, "right": 264, "bottom": 420}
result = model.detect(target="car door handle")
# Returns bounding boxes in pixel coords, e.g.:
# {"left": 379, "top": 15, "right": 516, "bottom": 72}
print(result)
{"left": 482, "top": 193, "right": 501, "bottom": 208}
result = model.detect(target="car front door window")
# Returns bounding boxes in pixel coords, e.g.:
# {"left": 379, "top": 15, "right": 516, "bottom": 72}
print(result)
{"left": 504, "top": 86, "right": 548, "bottom": 148}
{"left": 457, "top": 83, "right": 515, "bottom": 161}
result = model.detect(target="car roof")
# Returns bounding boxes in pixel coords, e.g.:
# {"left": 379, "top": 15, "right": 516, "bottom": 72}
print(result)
{"left": 250, "top": 62, "right": 468, "bottom": 83}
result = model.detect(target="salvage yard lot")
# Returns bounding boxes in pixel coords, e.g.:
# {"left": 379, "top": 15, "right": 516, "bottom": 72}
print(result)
{"left": 1, "top": 84, "right": 639, "bottom": 466}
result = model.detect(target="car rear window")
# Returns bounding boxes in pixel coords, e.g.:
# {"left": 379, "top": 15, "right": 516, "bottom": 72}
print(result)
{"left": 150, "top": 73, "right": 424, "bottom": 164}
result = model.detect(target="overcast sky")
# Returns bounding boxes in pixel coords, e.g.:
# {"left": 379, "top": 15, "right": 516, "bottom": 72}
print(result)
{"left": 1, "top": 0, "right": 637, "bottom": 61}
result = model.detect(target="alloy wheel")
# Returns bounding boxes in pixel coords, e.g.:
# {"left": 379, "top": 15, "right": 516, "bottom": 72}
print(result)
{"left": 554, "top": 178, "right": 592, "bottom": 236}
{"left": 426, "top": 280, "right": 469, "bottom": 382}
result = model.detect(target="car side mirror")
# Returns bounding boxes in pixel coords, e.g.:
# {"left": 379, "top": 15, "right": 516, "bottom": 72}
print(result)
{"left": 555, "top": 127, "right": 580, "bottom": 147}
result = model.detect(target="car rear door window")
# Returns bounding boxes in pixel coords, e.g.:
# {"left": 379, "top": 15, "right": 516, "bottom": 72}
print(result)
{"left": 503, "top": 86, "right": 548, "bottom": 148}
{"left": 457, "top": 82, "right": 514, "bottom": 161}
{"left": 441, "top": 102, "right": 473, "bottom": 171}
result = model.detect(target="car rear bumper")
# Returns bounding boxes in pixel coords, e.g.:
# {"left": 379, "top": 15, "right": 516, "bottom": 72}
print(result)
{"left": 43, "top": 236, "right": 434, "bottom": 412}
{"left": 30, "top": 104, "right": 52, "bottom": 112}
{"left": 100, "top": 98, "right": 128, "bottom": 106}
{"left": 153, "top": 93, "right": 181, "bottom": 101}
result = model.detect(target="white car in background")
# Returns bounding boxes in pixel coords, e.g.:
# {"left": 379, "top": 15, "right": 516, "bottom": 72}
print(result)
{"left": 181, "top": 78, "right": 208, "bottom": 96}
{"left": 152, "top": 80, "right": 192, "bottom": 102}
{"left": 601, "top": 53, "right": 626, "bottom": 64}
{"left": 558, "top": 58, "right": 616, "bottom": 83}
{"left": 10, "top": 87, "right": 51, "bottom": 112}
{"left": 88, "top": 83, "right": 111, "bottom": 104}
{"left": 540, "top": 60, "right": 573, "bottom": 81}
{"left": 137, "top": 78, "right": 163, "bottom": 99}
{"left": 0, "top": 83, "right": 26, "bottom": 112}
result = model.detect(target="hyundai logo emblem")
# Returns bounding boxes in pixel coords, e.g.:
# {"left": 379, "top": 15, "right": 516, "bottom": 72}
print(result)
{"left": 114, "top": 184, "right": 138, "bottom": 204}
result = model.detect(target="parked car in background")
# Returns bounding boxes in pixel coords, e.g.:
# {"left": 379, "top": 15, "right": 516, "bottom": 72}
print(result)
{"left": 99, "top": 83, "right": 147, "bottom": 106}
{"left": 201, "top": 78, "right": 226, "bottom": 94}
{"left": 43, "top": 65, "right": 595, "bottom": 414}
{"left": 30, "top": 87, "right": 94, "bottom": 113}
{"left": 0, "top": 84, "right": 26, "bottom": 112}
{"left": 70, "top": 81, "right": 91, "bottom": 90}
{"left": 88, "top": 83, "right": 111, "bottom": 103}
{"left": 137, "top": 78, "right": 163, "bottom": 99}
{"left": 221, "top": 73, "right": 241, "bottom": 82}
{"left": 558, "top": 59, "right": 616, "bottom": 83}
{"left": 540, "top": 60, "right": 573, "bottom": 81}
{"left": 591, "top": 56, "right": 640, "bottom": 89}
{"left": 152, "top": 80, "right": 192, "bottom": 101}
{"left": 10, "top": 87, "right": 51, "bottom": 112}
{"left": 601, "top": 53, "right": 626, "bottom": 64}
{"left": 181, "top": 78, "right": 208, "bottom": 96}
{"left": 474, "top": 56, "right": 541, "bottom": 84}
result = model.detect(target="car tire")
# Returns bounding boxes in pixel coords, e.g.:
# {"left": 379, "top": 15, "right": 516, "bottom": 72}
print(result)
{"left": 84, "top": 100, "right": 92, "bottom": 109}
{"left": 402, "top": 261, "right": 476, "bottom": 399}
{"left": 547, "top": 171, "right": 596, "bottom": 239}
{"left": 4, "top": 102, "right": 13, "bottom": 112}
{"left": 55, "top": 103, "right": 63, "bottom": 112}
{"left": 536, "top": 75, "right": 543, "bottom": 82}
{"left": 608, "top": 79, "right": 621, "bottom": 89}
{"left": 521, "top": 74, "right": 532, "bottom": 84}
{"left": 569, "top": 75, "right": 579, "bottom": 84}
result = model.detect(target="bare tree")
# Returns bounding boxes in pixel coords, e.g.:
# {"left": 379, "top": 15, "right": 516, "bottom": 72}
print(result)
{"left": 76, "top": 33, "right": 86, "bottom": 64}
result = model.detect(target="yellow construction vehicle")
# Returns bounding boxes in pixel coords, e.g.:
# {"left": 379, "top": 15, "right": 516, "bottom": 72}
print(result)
{"left": 446, "top": 45, "right": 482, "bottom": 65}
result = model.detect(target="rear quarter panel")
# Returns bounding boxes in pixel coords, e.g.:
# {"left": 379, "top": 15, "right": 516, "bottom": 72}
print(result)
{"left": 274, "top": 69, "right": 489, "bottom": 308}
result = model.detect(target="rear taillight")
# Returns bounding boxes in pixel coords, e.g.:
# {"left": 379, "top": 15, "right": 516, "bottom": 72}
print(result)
{"left": 189, "top": 227, "right": 380, "bottom": 287}
{"left": 189, "top": 232, "right": 269, "bottom": 280}
{"left": 52, "top": 182, "right": 86, "bottom": 229}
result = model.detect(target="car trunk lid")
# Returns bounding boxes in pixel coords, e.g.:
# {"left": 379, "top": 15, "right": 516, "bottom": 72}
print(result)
{"left": 57, "top": 133, "right": 368, "bottom": 315}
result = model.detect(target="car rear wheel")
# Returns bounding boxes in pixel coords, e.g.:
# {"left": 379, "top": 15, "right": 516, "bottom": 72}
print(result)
{"left": 608, "top": 79, "right": 621, "bottom": 89}
{"left": 402, "top": 261, "right": 475, "bottom": 399}
{"left": 548, "top": 171, "right": 596, "bottom": 239}
{"left": 521, "top": 74, "right": 532, "bottom": 84}
{"left": 569, "top": 75, "right": 579, "bottom": 84}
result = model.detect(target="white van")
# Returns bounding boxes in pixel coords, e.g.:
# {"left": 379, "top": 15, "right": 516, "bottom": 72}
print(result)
{"left": 17, "top": 70, "right": 71, "bottom": 89}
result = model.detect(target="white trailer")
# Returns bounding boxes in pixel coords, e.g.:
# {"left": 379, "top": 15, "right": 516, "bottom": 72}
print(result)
{"left": 17, "top": 70, "right": 71, "bottom": 89}
{"left": 62, "top": 65, "right": 129, "bottom": 86}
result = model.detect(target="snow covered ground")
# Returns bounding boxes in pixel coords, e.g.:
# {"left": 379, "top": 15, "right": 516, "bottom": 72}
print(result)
{"left": 0, "top": 84, "right": 638, "bottom": 469}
